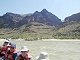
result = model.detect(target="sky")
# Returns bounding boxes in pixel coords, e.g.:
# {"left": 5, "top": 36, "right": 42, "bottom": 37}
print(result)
{"left": 0, "top": 0, "right": 80, "bottom": 20}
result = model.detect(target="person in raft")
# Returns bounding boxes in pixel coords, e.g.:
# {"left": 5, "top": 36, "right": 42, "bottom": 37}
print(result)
{"left": 17, "top": 46, "right": 32, "bottom": 60}
{"left": 5, "top": 43, "right": 19, "bottom": 60}
{"left": 0, "top": 39, "right": 10, "bottom": 58}
{"left": 36, "top": 52, "right": 49, "bottom": 60}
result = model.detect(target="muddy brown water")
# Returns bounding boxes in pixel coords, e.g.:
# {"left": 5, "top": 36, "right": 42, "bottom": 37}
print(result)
{"left": 0, "top": 39, "right": 80, "bottom": 60}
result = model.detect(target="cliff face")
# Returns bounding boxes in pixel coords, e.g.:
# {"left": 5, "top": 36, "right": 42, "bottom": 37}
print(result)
{"left": 0, "top": 9, "right": 62, "bottom": 28}
{"left": 1, "top": 12, "right": 23, "bottom": 28}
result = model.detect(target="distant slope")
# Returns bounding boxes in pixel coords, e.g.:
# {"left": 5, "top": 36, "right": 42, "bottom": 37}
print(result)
{"left": 64, "top": 12, "right": 80, "bottom": 22}
{"left": 52, "top": 12, "right": 80, "bottom": 39}
{"left": 53, "top": 22, "right": 80, "bottom": 39}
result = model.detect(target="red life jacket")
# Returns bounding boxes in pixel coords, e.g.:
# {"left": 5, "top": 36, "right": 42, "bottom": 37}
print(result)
{"left": 18, "top": 54, "right": 32, "bottom": 60}
{"left": 6, "top": 49, "right": 19, "bottom": 60}
{"left": 0, "top": 46, "right": 8, "bottom": 54}
{"left": 0, "top": 46, "right": 2, "bottom": 53}
{"left": 0, "top": 46, "right": 7, "bottom": 58}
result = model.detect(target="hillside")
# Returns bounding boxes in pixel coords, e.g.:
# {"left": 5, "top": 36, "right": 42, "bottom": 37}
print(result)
{"left": 0, "top": 22, "right": 55, "bottom": 40}
{"left": 52, "top": 12, "right": 80, "bottom": 39}
{"left": 52, "top": 22, "right": 80, "bottom": 39}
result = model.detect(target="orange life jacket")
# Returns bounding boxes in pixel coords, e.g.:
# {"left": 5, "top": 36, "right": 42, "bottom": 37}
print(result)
{"left": 6, "top": 49, "right": 19, "bottom": 60}
{"left": 18, "top": 54, "right": 32, "bottom": 60}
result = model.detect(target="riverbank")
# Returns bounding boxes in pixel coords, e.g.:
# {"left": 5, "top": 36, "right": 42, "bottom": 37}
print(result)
{"left": 41, "top": 39, "right": 80, "bottom": 41}
{"left": 0, "top": 39, "right": 80, "bottom": 41}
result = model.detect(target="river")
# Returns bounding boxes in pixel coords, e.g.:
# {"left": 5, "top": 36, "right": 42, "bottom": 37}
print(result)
{"left": 0, "top": 39, "right": 80, "bottom": 60}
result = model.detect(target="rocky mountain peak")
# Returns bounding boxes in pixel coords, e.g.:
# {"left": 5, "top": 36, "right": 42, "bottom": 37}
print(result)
{"left": 41, "top": 9, "right": 49, "bottom": 13}
{"left": 33, "top": 11, "right": 40, "bottom": 15}
{"left": 31, "top": 9, "right": 62, "bottom": 26}
{"left": 41, "top": 9, "right": 50, "bottom": 15}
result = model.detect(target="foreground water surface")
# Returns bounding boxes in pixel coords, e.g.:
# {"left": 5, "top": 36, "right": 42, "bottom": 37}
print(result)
{"left": 0, "top": 39, "right": 80, "bottom": 60}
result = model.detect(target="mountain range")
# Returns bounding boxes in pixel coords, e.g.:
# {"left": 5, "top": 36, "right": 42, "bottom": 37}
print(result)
{"left": 0, "top": 9, "right": 62, "bottom": 28}
{"left": 0, "top": 9, "right": 80, "bottom": 39}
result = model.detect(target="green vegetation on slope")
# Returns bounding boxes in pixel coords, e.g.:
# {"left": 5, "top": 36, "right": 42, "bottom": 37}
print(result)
{"left": 0, "top": 22, "right": 80, "bottom": 40}
{"left": 52, "top": 23, "right": 80, "bottom": 39}
{"left": 0, "top": 22, "right": 55, "bottom": 40}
